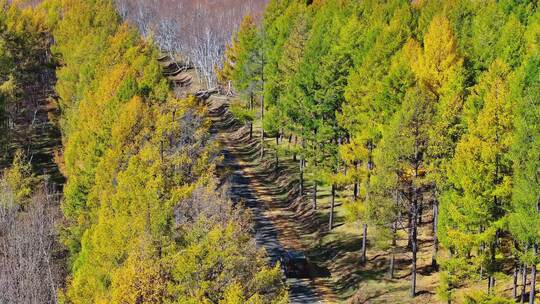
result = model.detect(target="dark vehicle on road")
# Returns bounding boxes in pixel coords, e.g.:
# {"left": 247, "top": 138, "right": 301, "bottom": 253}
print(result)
{"left": 278, "top": 251, "right": 310, "bottom": 278}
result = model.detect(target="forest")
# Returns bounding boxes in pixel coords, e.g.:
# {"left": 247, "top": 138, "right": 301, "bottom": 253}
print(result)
{"left": 220, "top": 0, "right": 540, "bottom": 303}
{"left": 1, "top": 0, "right": 540, "bottom": 303}
{"left": 1, "top": 0, "right": 285, "bottom": 303}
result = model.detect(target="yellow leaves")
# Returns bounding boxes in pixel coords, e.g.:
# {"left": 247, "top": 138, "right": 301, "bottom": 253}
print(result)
{"left": 0, "top": 75, "right": 17, "bottom": 99}
{"left": 343, "top": 198, "right": 366, "bottom": 223}
{"left": 111, "top": 96, "right": 150, "bottom": 149}
{"left": 220, "top": 284, "right": 246, "bottom": 304}
{"left": 111, "top": 246, "right": 168, "bottom": 304}
{"left": 473, "top": 60, "right": 513, "bottom": 143}
{"left": 3, "top": 150, "right": 36, "bottom": 206}
{"left": 411, "top": 14, "right": 463, "bottom": 97}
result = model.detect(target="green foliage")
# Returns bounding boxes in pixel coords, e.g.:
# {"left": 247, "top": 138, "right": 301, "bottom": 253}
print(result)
{"left": 508, "top": 43, "right": 540, "bottom": 264}
{"left": 230, "top": 100, "right": 255, "bottom": 124}
{"left": 3, "top": 150, "right": 36, "bottom": 206}
{"left": 462, "top": 290, "right": 514, "bottom": 304}
{"left": 45, "top": 1, "right": 288, "bottom": 303}
{"left": 439, "top": 60, "right": 513, "bottom": 296}
{"left": 231, "top": 15, "right": 264, "bottom": 96}
{"left": 226, "top": 0, "right": 540, "bottom": 300}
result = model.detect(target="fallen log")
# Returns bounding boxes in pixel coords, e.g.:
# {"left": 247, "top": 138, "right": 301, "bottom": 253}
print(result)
{"left": 163, "top": 65, "right": 193, "bottom": 77}
{"left": 194, "top": 88, "right": 219, "bottom": 100}
{"left": 157, "top": 54, "right": 171, "bottom": 62}
{"left": 169, "top": 72, "right": 191, "bottom": 81}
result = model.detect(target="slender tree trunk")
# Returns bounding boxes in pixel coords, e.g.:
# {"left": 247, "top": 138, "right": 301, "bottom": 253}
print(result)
{"left": 530, "top": 244, "right": 538, "bottom": 304}
{"left": 522, "top": 262, "right": 528, "bottom": 304}
{"left": 260, "top": 134, "right": 265, "bottom": 159}
{"left": 488, "top": 235, "right": 497, "bottom": 294}
{"left": 312, "top": 181, "right": 317, "bottom": 211}
{"left": 293, "top": 135, "right": 297, "bottom": 161}
{"left": 389, "top": 220, "right": 397, "bottom": 279}
{"left": 533, "top": 204, "right": 540, "bottom": 304}
{"left": 389, "top": 247, "right": 395, "bottom": 279}
{"left": 275, "top": 136, "right": 279, "bottom": 171}
{"left": 260, "top": 93, "right": 264, "bottom": 160}
{"left": 329, "top": 184, "right": 335, "bottom": 230}
{"left": 411, "top": 204, "right": 418, "bottom": 297}
{"left": 249, "top": 122, "right": 253, "bottom": 140}
{"left": 411, "top": 141, "right": 419, "bottom": 298}
{"left": 407, "top": 212, "right": 413, "bottom": 250}
{"left": 299, "top": 158, "right": 304, "bottom": 195}
{"left": 361, "top": 223, "right": 367, "bottom": 263}
{"left": 432, "top": 200, "right": 439, "bottom": 269}
{"left": 514, "top": 265, "right": 520, "bottom": 299}
{"left": 479, "top": 226, "right": 485, "bottom": 280}
{"left": 260, "top": 44, "right": 265, "bottom": 160}
{"left": 353, "top": 161, "right": 359, "bottom": 200}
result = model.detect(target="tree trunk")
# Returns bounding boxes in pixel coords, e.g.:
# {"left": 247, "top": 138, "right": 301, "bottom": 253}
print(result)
{"left": 260, "top": 95, "right": 264, "bottom": 160}
{"left": 299, "top": 158, "right": 304, "bottom": 195}
{"left": 488, "top": 236, "right": 497, "bottom": 294}
{"left": 479, "top": 226, "right": 485, "bottom": 280}
{"left": 275, "top": 136, "right": 279, "bottom": 171}
{"left": 411, "top": 182, "right": 419, "bottom": 297}
{"left": 407, "top": 212, "right": 413, "bottom": 250}
{"left": 389, "top": 220, "right": 397, "bottom": 279}
{"left": 260, "top": 136, "right": 265, "bottom": 159}
{"left": 249, "top": 122, "right": 253, "bottom": 140}
{"left": 488, "top": 276, "right": 495, "bottom": 295}
{"left": 312, "top": 181, "right": 317, "bottom": 210}
{"left": 522, "top": 262, "right": 528, "bottom": 304}
{"left": 411, "top": 207, "right": 418, "bottom": 297}
{"left": 530, "top": 244, "right": 538, "bottom": 304}
{"left": 353, "top": 161, "right": 359, "bottom": 200}
{"left": 293, "top": 135, "right": 297, "bottom": 161}
{"left": 361, "top": 223, "right": 367, "bottom": 263}
{"left": 432, "top": 200, "right": 439, "bottom": 269}
{"left": 514, "top": 265, "right": 519, "bottom": 299}
{"left": 389, "top": 245, "right": 395, "bottom": 279}
{"left": 329, "top": 184, "right": 335, "bottom": 230}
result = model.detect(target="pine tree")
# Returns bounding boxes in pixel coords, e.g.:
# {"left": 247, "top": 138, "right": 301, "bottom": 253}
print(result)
{"left": 340, "top": 0, "right": 413, "bottom": 263}
{"left": 263, "top": 1, "right": 306, "bottom": 112}
{"left": 440, "top": 60, "right": 513, "bottom": 298}
{"left": 377, "top": 86, "right": 435, "bottom": 297}
{"left": 509, "top": 54, "right": 540, "bottom": 304}
{"left": 413, "top": 14, "right": 465, "bottom": 268}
